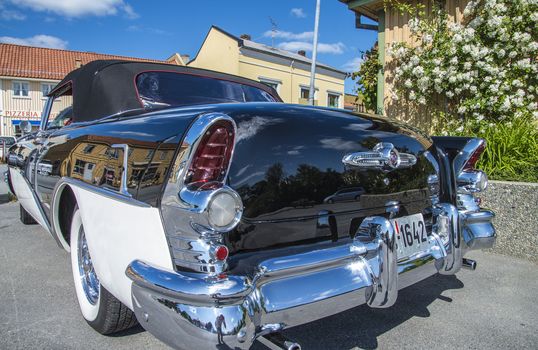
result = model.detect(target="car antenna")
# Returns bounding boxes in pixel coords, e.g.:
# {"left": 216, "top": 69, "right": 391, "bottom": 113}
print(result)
{"left": 269, "top": 17, "right": 278, "bottom": 48}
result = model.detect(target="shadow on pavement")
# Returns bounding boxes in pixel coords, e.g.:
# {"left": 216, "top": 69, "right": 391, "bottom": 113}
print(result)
{"left": 267, "top": 274, "right": 464, "bottom": 350}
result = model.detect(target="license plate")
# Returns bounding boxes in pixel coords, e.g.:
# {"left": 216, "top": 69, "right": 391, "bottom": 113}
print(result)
{"left": 391, "top": 213, "right": 431, "bottom": 259}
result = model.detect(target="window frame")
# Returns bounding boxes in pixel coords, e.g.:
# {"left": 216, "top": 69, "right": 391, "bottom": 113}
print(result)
{"left": 12, "top": 80, "right": 30, "bottom": 98}
{"left": 258, "top": 77, "right": 282, "bottom": 94}
{"left": 41, "top": 83, "right": 56, "bottom": 100}
{"left": 327, "top": 92, "right": 341, "bottom": 108}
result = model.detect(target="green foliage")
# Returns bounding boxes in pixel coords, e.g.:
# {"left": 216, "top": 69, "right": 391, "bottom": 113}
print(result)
{"left": 384, "top": 0, "right": 538, "bottom": 182}
{"left": 351, "top": 42, "right": 382, "bottom": 112}
{"left": 442, "top": 116, "right": 538, "bottom": 182}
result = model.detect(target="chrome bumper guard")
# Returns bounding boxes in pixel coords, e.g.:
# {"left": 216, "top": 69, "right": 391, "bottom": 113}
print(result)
{"left": 126, "top": 203, "right": 495, "bottom": 350}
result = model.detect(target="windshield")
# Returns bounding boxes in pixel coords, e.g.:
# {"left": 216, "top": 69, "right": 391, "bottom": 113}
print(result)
{"left": 136, "top": 72, "right": 277, "bottom": 110}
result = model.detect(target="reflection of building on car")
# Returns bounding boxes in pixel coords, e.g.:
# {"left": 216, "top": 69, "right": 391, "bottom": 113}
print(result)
{"left": 324, "top": 187, "right": 365, "bottom": 203}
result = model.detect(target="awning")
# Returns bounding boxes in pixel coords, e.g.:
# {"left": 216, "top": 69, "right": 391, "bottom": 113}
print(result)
{"left": 11, "top": 120, "right": 40, "bottom": 126}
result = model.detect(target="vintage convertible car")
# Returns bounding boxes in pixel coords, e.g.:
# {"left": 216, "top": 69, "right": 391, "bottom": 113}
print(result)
{"left": 5, "top": 60, "right": 495, "bottom": 350}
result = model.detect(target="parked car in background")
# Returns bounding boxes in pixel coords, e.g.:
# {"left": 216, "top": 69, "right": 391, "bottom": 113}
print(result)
{"left": 5, "top": 60, "right": 496, "bottom": 350}
{"left": 0, "top": 136, "right": 16, "bottom": 162}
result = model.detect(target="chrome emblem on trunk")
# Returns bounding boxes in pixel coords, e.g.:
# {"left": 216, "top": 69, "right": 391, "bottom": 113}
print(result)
{"left": 342, "top": 142, "right": 417, "bottom": 172}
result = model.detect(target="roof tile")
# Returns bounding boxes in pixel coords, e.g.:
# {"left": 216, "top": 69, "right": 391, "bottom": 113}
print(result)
{"left": 0, "top": 43, "right": 170, "bottom": 80}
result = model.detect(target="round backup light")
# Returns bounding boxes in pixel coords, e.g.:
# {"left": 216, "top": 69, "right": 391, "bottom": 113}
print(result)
{"left": 214, "top": 245, "right": 229, "bottom": 261}
{"left": 208, "top": 191, "right": 241, "bottom": 230}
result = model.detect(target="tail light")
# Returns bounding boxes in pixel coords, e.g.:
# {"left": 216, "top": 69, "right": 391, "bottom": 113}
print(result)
{"left": 462, "top": 141, "right": 486, "bottom": 171}
{"left": 186, "top": 120, "right": 234, "bottom": 186}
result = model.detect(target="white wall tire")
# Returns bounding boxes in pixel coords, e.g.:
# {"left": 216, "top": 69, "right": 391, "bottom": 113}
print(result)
{"left": 70, "top": 207, "right": 138, "bottom": 334}
{"left": 70, "top": 208, "right": 100, "bottom": 322}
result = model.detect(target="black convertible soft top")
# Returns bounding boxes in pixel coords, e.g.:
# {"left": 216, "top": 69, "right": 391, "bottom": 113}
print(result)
{"left": 49, "top": 60, "right": 281, "bottom": 123}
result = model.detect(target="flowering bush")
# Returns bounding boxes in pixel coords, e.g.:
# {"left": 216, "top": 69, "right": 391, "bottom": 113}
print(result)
{"left": 388, "top": 0, "right": 538, "bottom": 125}
{"left": 386, "top": 0, "right": 538, "bottom": 181}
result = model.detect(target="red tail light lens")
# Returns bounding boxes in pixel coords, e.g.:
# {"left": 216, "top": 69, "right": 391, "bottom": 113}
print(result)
{"left": 463, "top": 141, "right": 485, "bottom": 171}
{"left": 186, "top": 120, "right": 234, "bottom": 185}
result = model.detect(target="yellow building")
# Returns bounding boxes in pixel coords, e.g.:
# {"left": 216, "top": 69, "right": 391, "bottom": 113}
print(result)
{"left": 341, "top": 0, "right": 470, "bottom": 124}
{"left": 188, "top": 26, "right": 347, "bottom": 108}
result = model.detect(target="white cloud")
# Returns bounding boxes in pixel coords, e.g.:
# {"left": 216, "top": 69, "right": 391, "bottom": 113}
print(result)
{"left": 290, "top": 8, "right": 306, "bottom": 18}
{"left": 9, "top": 0, "right": 138, "bottom": 18}
{"left": 1, "top": 9, "right": 26, "bottom": 20}
{"left": 0, "top": 35, "right": 68, "bottom": 49}
{"left": 278, "top": 41, "right": 346, "bottom": 55}
{"left": 341, "top": 57, "right": 363, "bottom": 72}
{"left": 263, "top": 30, "right": 314, "bottom": 41}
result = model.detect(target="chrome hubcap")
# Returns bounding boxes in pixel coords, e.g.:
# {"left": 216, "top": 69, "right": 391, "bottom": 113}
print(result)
{"left": 77, "top": 226, "right": 100, "bottom": 305}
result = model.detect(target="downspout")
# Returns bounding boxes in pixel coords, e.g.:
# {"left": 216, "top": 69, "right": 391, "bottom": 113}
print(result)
{"left": 0, "top": 79, "right": 3, "bottom": 136}
{"left": 290, "top": 60, "right": 294, "bottom": 102}
{"left": 376, "top": 9, "right": 386, "bottom": 115}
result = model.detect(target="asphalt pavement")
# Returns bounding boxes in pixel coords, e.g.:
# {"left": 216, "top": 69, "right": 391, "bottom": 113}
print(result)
{"left": 1, "top": 201, "right": 537, "bottom": 350}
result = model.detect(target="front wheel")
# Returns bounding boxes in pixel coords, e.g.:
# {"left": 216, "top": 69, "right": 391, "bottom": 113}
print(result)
{"left": 70, "top": 207, "right": 137, "bottom": 334}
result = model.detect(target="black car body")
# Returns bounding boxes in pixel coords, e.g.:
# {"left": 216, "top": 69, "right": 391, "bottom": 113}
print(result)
{"left": 6, "top": 60, "right": 495, "bottom": 350}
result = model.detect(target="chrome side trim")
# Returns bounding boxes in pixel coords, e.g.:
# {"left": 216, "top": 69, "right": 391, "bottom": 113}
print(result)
{"left": 110, "top": 144, "right": 132, "bottom": 197}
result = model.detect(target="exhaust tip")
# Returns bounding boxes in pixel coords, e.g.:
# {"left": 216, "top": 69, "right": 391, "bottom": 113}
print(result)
{"left": 259, "top": 333, "right": 302, "bottom": 350}
{"left": 462, "top": 258, "right": 477, "bottom": 270}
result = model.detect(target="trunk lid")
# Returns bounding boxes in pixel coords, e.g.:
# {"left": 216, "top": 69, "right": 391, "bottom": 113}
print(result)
{"left": 216, "top": 104, "right": 438, "bottom": 254}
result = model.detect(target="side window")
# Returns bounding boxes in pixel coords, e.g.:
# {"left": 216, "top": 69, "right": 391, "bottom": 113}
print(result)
{"left": 46, "top": 84, "right": 74, "bottom": 130}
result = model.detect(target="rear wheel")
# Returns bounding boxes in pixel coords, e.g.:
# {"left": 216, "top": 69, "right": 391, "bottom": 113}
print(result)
{"left": 19, "top": 205, "right": 37, "bottom": 225}
{"left": 70, "top": 208, "right": 137, "bottom": 334}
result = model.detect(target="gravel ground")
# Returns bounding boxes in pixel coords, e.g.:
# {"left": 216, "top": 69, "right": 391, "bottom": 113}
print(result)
{"left": 1, "top": 201, "right": 537, "bottom": 350}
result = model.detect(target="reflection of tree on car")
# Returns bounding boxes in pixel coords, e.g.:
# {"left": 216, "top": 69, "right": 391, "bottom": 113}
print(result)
{"left": 324, "top": 187, "right": 365, "bottom": 203}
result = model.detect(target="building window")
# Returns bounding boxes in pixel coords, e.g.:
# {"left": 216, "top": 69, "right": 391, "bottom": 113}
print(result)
{"left": 160, "top": 150, "right": 168, "bottom": 160}
{"left": 328, "top": 93, "right": 340, "bottom": 108}
{"left": 300, "top": 87, "right": 310, "bottom": 100}
{"left": 41, "top": 83, "right": 55, "bottom": 98}
{"left": 258, "top": 77, "right": 281, "bottom": 93}
{"left": 83, "top": 144, "right": 95, "bottom": 154}
{"left": 13, "top": 81, "right": 29, "bottom": 97}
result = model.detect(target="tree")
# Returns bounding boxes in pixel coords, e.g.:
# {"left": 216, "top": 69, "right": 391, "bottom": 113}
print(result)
{"left": 351, "top": 42, "right": 382, "bottom": 112}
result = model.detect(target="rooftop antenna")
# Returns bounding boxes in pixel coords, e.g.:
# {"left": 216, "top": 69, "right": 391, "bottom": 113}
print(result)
{"left": 269, "top": 17, "right": 278, "bottom": 47}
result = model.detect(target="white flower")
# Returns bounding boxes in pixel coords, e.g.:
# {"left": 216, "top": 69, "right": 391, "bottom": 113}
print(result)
{"left": 458, "top": 105, "right": 468, "bottom": 113}
{"left": 409, "top": 91, "right": 417, "bottom": 100}
{"left": 455, "top": 126, "right": 464, "bottom": 132}
{"left": 409, "top": 18, "right": 420, "bottom": 33}
{"left": 413, "top": 65, "right": 425, "bottom": 77}
{"left": 418, "top": 96, "right": 427, "bottom": 105}
{"left": 404, "top": 79, "right": 413, "bottom": 88}
{"left": 528, "top": 102, "right": 537, "bottom": 111}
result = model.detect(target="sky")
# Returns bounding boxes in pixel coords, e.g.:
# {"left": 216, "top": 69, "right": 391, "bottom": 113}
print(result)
{"left": 0, "top": 0, "right": 378, "bottom": 93}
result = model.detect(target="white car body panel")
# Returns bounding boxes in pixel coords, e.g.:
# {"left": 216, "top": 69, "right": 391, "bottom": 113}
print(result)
{"left": 69, "top": 184, "right": 174, "bottom": 309}
{"left": 9, "top": 168, "right": 50, "bottom": 231}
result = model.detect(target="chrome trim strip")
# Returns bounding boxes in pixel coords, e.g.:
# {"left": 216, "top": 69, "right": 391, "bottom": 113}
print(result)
{"left": 110, "top": 143, "right": 132, "bottom": 197}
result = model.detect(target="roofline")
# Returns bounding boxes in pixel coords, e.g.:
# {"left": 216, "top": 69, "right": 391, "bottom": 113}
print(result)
{"left": 240, "top": 45, "right": 347, "bottom": 76}
{"left": 188, "top": 25, "right": 347, "bottom": 76}
{"left": 339, "top": 0, "right": 382, "bottom": 21}
{"left": 0, "top": 42, "right": 170, "bottom": 63}
{"left": 187, "top": 25, "right": 242, "bottom": 65}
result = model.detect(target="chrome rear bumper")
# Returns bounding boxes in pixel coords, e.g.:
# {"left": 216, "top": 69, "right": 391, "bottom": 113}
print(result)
{"left": 126, "top": 203, "right": 495, "bottom": 350}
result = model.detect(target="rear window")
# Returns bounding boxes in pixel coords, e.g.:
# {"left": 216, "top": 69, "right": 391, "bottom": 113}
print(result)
{"left": 136, "top": 72, "right": 277, "bottom": 109}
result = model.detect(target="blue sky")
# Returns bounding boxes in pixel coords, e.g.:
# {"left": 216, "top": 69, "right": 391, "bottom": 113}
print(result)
{"left": 0, "top": 0, "right": 378, "bottom": 93}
